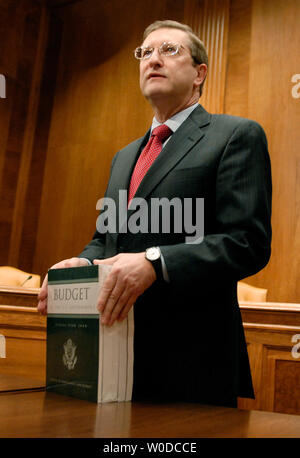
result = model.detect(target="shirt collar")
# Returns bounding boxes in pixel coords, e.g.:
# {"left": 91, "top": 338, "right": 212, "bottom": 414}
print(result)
{"left": 151, "top": 102, "right": 199, "bottom": 134}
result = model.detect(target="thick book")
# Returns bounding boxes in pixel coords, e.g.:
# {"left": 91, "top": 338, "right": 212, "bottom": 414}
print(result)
{"left": 46, "top": 264, "right": 134, "bottom": 403}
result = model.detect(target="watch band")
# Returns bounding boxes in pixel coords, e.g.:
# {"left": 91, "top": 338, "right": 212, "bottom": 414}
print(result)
{"left": 145, "top": 247, "right": 164, "bottom": 281}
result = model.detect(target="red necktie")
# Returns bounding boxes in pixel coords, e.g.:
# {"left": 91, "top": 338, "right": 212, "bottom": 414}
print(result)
{"left": 128, "top": 124, "right": 172, "bottom": 205}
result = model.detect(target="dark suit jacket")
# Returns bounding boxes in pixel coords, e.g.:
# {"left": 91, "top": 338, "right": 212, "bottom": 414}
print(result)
{"left": 79, "top": 104, "right": 272, "bottom": 407}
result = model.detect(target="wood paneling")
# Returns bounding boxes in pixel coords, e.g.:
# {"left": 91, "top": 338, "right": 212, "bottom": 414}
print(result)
{"left": 0, "top": 1, "right": 49, "bottom": 271}
{"left": 238, "top": 301, "right": 300, "bottom": 414}
{"left": 0, "top": 286, "right": 45, "bottom": 383}
{"left": 184, "top": 0, "right": 230, "bottom": 114}
{"left": 8, "top": 6, "right": 48, "bottom": 267}
{"left": 225, "top": 0, "right": 300, "bottom": 302}
{"left": 0, "top": 286, "right": 40, "bottom": 307}
{"left": 224, "top": 0, "right": 252, "bottom": 116}
{"left": 274, "top": 360, "right": 300, "bottom": 414}
{"left": 0, "top": 304, "right": 46, "bottom": 382}
{"left": 18, "top": 10, "right": 63, "bottom": 273}
{"left": 247, "top": 0, "right": 300, "bottom": 303}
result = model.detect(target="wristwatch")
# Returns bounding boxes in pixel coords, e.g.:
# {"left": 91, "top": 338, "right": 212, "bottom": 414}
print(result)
{"left": 145, "top": 246, "right": 163, "bottom": 281}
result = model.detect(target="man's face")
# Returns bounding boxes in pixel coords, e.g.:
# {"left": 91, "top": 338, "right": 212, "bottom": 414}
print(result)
{"left": 139, "top": 28, "right": 201, "bottom": 104}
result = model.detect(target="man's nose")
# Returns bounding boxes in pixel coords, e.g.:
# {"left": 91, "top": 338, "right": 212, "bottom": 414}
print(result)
{"left": 148, "top": 48, "right": 163, "bottom": 66}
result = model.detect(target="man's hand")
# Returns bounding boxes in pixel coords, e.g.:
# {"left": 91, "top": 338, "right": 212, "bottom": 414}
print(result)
{"left": 37, "top": 257, "right": 90, "bottom": 315}
{"left": 94, "top": 252, "right": 156, "bottom": 327}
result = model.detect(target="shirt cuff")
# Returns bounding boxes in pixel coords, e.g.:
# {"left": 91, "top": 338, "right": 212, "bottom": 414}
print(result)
{"left": 160, "top": 253, "right": 170, "bottom": 283}
{"left": 80, "top": 257, "right": 92, "bottom": 266}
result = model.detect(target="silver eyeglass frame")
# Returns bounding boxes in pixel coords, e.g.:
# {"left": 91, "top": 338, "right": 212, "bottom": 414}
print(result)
{"left": 134, "top": 42, "right": 184, "bottom": 60}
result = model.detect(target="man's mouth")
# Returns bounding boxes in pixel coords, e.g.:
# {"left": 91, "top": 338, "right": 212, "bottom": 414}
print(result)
{"left": 147, "top": 73, "right": 166, "bottom": 80}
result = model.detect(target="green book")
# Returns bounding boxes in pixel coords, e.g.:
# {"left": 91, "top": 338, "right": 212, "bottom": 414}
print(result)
{"left": 46, "top": 264, "right": 134, "bottom": 403}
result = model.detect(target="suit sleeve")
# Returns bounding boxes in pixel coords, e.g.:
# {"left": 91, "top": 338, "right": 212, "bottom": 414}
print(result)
{"left": 160, "top": 119, "right": 272, "bottom": 287}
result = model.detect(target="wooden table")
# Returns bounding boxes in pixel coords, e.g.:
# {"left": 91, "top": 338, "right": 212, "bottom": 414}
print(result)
{"left": 1, "top": 390, "right": 300, "bottom": 438}
{"left": 1, "top": 287, "right": 300, "bottom": 418}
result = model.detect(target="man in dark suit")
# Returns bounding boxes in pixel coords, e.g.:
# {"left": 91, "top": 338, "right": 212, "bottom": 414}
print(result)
{"left": 38, "top": 20, "right": 272, "bottom": 407}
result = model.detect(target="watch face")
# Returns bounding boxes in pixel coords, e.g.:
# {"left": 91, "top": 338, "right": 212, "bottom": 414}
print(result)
{"left": 146, "top": 247, "right": 160, "bottom": 261}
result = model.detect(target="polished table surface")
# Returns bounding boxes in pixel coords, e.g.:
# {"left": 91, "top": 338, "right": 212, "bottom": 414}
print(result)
{"left": 1, "top": 390, "right": 300, "bottom": 438}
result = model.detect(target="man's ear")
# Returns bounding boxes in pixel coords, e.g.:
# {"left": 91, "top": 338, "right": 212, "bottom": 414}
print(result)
{"left": 194, "top": 63, "right": 208, "bottom": 89}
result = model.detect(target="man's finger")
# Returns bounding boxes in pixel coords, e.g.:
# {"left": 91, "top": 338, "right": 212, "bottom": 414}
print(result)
{"left": 37, "top": 275, "right": 48, "bottom": 300}
{"left": 117, "top": 290, "right": 138, "bottom": 323}
{"left": 93, "top": 256, "right": 118, "bottom": 266}
{"left": 106, "top": 287, "right": 134, "bottom": 326}
{"left": 100, "top": 279, "right": 124, "bottom": 324}
{"left": 37, "top": 298, "right": 47, "bottom": 315}
{"left": 97, "top": 270, "right": 118, "bottom": 313}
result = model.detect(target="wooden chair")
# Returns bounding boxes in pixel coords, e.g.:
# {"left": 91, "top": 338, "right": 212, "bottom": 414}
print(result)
{"left": 0, "top": 266, "right": 41, "bottom": 288}
{"left": 237, "top": 281, "right": 268, "bottom": 302}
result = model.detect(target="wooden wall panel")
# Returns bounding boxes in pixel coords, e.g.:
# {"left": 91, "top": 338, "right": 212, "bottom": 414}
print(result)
{"left": 244, "top": 0, "right": 300, "bottom": 303}
{"left": 225, "top": 0, "right": 300, "bottom": 303}
{"left": 274, "top": 360, "right": 300, "bottom": 414}
{"left": 18, "top": 11, "right": 63, "bottom": 273}
{"left": 184, "top": 0, "right": 230, "bottom": 114}
{"left": 0, "top": 305, "right": 46, "bottom": 383}
{"left": 0, "top": 1, "right": 49, "bottom": 271}
{"left": 224, "top": 0, "right": 252, "bottom": 116}
{"left": 8, "top": 6, "right": 48, "bottom": 267}
{"left": 238, "top": 301, "right": 300, "bottom": 415}
{"left": 0, "top": 1, "right": 26, "bottom": 264}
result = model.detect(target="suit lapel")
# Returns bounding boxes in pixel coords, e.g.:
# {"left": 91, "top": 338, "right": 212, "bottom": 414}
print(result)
{"left": 108, "top": 105, "right": 211, "bottom": 244}
{"left": 110, "top": 132, "right": 149, "bottom": 199}
{"left": 107, "top": 132, "right": 149, "bottom": 244}
{"left": 131, "top": 104, "right": 211, "bottom": 203}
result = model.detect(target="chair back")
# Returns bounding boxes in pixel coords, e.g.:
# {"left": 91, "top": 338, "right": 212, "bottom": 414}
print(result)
{"left": 0, "top": 266, "right": 41, "bottom": 288}
{"left": 238, "top": 281, "right": 268, "bottom": 302}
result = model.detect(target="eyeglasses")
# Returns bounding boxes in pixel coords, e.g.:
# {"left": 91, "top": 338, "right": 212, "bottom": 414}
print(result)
{"left": 134, "top": 42, "right": 184, "bottom": 60}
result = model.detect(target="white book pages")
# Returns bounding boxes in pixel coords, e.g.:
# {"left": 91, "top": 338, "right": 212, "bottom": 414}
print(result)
{"left": 101, "top": 320, "right": 120, "bottom": 402}
{"left": 117, "top": 317, "right": 128, "bottom": 401}
{"left": 97, "top": 265, "right": 112, "bottom": 403}
{"left": 125, "top": 306, "right": 134, "bottom": 401}
{"left": 97, "top": 319, "right": 104, "bottom": 402}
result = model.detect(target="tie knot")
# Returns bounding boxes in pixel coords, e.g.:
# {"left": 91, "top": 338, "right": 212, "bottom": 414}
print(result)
{"left": 152, "top": 124, "right": 172, "bottom": 143}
